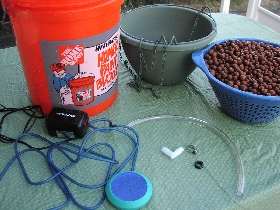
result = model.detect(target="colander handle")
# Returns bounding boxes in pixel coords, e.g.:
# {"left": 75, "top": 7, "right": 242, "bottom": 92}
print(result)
{"left": 192, "top": 50, "right": 208, "bottom": 75}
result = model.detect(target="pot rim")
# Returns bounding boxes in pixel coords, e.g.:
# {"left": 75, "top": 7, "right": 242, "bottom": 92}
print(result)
{"left": 120, "top": 4, "right": 217, "bottom": 51}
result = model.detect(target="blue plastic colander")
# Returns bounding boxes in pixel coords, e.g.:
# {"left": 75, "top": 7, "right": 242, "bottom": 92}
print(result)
{"left": 192, "top": 38, "right": 280, "bottom": 123}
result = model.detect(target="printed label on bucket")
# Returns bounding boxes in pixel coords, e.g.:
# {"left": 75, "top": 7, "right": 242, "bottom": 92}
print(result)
{"left": 41, "top": 27, "right": 120, "bottom": 110}
{"left": 80, "top": 34, "right": 118, "bottom": 96}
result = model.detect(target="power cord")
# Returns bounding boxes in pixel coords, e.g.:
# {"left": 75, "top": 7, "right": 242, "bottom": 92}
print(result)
{"left": 0, "top": 119, "right": 139, "bottom": 210}
{"left": 0, "top": 104, "right": 75, "bottom": 150}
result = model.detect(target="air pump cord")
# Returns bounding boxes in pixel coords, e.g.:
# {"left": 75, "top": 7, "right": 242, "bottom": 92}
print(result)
{"left": 0, "top": 118, "right": 139, "bottom": 210}
{"left": 0, "top": 104, "right": 76, "bottom": 150}
{"left": 0, "top": 105, "right": 140, "bottom": 209}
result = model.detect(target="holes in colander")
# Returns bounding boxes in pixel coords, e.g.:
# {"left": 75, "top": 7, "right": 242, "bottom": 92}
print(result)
{"left": 269, "top": 113, "right": 276, "bottom": 117}
{"left": 214, "top": 87, "right": 280, "bottom": 123}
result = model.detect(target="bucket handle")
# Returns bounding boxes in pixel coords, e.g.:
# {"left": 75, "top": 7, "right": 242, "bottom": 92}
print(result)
{"left": 170, "top": 35, "right": 178, "bottom": 45}
{"left": 1, "top": 0, "right": 8, "bottom": 24}
{"left": 158, "top": 34, "right": 168, "bottom": 45}
{"left": 1, "top": 0, "right": 10, "bottom": 13}
{"left": 1, "top": 0, "right": 15, "bottom": 23}
{"left": 199, "top": 6, "right": 217, "bottom": 33}
{"left": 201, "top": 6, "right": 212, "bottom": 17}
{"left": 186, "top": 5, "right": 217, "bottom": 42}
{"left": 162, "top": 4, "right": 217, "bottom": 33}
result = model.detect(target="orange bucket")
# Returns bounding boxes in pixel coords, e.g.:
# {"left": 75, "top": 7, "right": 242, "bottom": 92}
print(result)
{"left": 69, "top": 76, "right": 95, "bottom": 107}
{"left": 3, "top": 0, "right": 123, "bottom": 116}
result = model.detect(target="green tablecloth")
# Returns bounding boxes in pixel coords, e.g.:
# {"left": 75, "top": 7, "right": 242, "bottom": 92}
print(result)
{"left": 0, "top": 13, "right": 280, "bottom": 210}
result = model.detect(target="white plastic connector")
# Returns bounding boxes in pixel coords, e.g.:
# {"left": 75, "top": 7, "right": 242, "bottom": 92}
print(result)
{"left": 161, "top": 147, "right": 185, "bottom": 160}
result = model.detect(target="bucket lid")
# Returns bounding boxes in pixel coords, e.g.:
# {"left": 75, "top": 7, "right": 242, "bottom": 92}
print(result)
{"left": 4, "top": 0, "right": 118, "bottom": 10}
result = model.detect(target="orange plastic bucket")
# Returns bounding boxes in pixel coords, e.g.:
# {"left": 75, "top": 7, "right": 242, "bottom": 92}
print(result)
{"left": 3, "top": 0, "right": 123, "bottom": 116}
{"left": 69, "top": 76, "right": 95, "bottom": 107}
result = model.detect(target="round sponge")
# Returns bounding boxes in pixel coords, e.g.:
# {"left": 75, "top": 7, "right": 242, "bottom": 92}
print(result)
{"left": 105, "top": 171, "right": 153, "bottom": 210}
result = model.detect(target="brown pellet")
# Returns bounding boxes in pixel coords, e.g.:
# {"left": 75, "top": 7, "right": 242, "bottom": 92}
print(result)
{"left": 206, "top": 41, "right": 280, "bottom": 96}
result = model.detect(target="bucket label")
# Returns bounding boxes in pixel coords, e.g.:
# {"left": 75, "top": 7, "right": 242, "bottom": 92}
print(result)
{"left": 80, "top": 35, "right": 118, "bottom": 96}
{"left": 41, "top": 27, "right": 120, "bottom": 109}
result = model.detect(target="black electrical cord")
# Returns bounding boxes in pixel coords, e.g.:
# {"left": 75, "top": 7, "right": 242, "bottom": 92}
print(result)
{"left": 0, "top": 104, "right": 75, "bottom": 150}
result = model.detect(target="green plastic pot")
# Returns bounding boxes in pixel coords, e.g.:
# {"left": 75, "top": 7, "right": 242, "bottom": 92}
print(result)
{"left": 121, "top": 4, "right": 217, "bottom": 85}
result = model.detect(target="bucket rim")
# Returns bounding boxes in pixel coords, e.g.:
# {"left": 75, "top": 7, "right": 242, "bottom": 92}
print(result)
{"left": 120, "top": 4, "right": 217, "bottom": 51}
{"left": 3, "top": 0, "right": 123, "bottom": 11}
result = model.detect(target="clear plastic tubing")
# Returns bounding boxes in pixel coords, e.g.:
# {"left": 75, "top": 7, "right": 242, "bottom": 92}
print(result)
{"left": 128, "top": 115, "right": 245, "bottom": 197}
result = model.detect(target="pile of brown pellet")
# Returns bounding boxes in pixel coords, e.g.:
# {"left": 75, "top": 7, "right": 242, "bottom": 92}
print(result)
{"left": 204, "top": 40, "right": 280, "bottom": 96}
